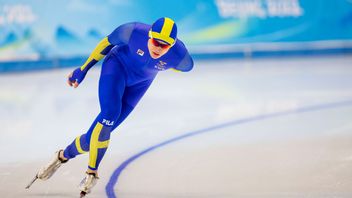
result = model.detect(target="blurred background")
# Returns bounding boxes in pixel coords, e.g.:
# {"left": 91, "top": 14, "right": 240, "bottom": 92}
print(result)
{"left": 1, "top": 0, "right": 352, "bottom": 198}
{"left": 1, "top": 0, "right": 352, "bottom": 70}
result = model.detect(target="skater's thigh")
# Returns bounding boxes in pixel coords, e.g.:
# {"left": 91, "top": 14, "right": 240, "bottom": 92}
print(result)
{"left": 111, "top": 102, "right": 134, "bottom": 131}
{"left": 110, "top": 80, "right": 153, "bottom": 131}
{"left": 122, "top": 79, "right": 154, "bottom": 107}
{"left": 98, "top": 55, "right": 126, "bottom": 119}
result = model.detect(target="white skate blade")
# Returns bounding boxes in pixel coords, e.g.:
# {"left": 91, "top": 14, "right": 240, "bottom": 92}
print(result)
{"left": 78, "top": 172, "right": 99, "bottom": 196}
{"left": 80, "top": 191, "right": 87, "bottom": 198}
{"left": 25, "top": 175, "right": 38, "bottom": 189}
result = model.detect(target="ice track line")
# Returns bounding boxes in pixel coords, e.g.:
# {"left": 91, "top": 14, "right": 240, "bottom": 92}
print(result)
{"left": 106, "top": 99, "right": 352, "bottom": 198}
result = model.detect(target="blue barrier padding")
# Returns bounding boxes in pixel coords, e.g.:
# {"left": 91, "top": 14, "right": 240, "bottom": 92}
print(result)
{"left": 1, "top": 47, "right": 352, "bottom": 73}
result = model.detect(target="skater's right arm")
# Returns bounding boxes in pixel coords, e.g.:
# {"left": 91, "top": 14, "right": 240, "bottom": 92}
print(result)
{"left": 68, "top": 23, "right": 136, "bottom": 88}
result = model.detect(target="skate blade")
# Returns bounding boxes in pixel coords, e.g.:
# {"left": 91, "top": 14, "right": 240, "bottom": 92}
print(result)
{"left": 80, "top": 191, "right": 87, "bottom": 198}
{"left": 25, "top": 175, "right": 38, "bottom": 189}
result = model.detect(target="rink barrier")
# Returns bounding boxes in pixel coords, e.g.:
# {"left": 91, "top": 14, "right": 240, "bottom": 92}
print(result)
{"left": 191, "top": 40, "right": 352, "bottom": 59}
{"left": 0, "top": 44, "right": 352, "bottom": 73}
{"left": 0, "top": 57, "right": 86, "bottom": 73}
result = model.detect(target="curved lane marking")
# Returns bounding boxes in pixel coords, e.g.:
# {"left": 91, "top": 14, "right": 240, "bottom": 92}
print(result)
{"left": 106, "top": 100, "right": 352, "bottom": 197}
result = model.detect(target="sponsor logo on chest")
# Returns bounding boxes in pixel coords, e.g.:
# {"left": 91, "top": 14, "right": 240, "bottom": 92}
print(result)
{"left": 136, "top": 49, "right": 144, "bottom": 56}
{"left": 154, "top": 60, "right": 167, "bottom": 71}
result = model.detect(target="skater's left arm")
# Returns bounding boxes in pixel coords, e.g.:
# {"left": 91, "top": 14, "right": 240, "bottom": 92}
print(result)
{"left": 68, "top": 23, "right": 135, "bottom": 88}
{"left": 67, "top": 37, "right": 114, "bottom": 88}
{"left": 172, "top": 50, "right": 194, "bottom": 72}
{"left": 78, "top": 22, "right": 136, "bottom": 73}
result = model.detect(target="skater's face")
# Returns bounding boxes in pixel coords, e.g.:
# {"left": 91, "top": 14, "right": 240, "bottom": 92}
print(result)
{"left": 147, "top": 38, "right": 171, "bottom": 59}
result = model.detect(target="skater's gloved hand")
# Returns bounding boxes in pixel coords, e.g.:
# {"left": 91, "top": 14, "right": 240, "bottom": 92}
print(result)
{"left": 67, "top": 68, "right": 87, "bottom": 88}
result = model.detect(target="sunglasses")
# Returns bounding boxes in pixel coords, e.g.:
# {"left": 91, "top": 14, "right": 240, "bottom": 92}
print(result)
{"left": 151, "top": 38, "right": 171, "bottom": 49}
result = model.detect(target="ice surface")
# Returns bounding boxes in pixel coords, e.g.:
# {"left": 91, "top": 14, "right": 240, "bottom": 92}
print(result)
{"left": 1, "top": 55, "right": 352, "bottom": 197}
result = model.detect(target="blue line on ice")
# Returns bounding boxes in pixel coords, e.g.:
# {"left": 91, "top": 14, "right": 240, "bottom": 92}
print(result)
{"left": 106, "top": 99, "right": 352, "bottom": 198}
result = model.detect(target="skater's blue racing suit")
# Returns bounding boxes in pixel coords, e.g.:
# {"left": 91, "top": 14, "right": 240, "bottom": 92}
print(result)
{"left": 63, "top": 22, "right": 193, "bottom": 170}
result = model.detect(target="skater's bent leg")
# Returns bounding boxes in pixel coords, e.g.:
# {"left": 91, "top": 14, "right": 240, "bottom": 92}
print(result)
{"left": 63, "top": 134, "right": 89, "bottom": 160}
{"left": 87, "top": 62, "right": 126, "bottom": 171}
{"left": 84, "top": 102, "right": 133, "bottom": 176}
{"left": 84, "top": 80, "right": 153, "bottom": 171}
{"left": 87, "top": 118, "right": 113, "bottom": 171}
{"left": 109, "top": 78, "right": 154, "bottom": 132}
{"left": 88, "top": 80, "right": 155, "bottom": 168}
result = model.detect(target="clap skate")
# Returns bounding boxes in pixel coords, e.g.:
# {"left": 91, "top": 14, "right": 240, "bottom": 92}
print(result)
{"left": 79, "top": 172, "right": 99, "bottom": 197}
{"left": 25, "top": 150, "right": 68, "bottom": 189}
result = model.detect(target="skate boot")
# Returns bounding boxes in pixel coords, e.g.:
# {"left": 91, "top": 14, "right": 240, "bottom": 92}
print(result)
{"left": 37, "top": 149, "right": 68, "bottom": 180}
{"left": 26, "top": 150, "right": 68, "bottom": 189}
{"left": 79, "top": 172, "right": 99, "bottom": 197}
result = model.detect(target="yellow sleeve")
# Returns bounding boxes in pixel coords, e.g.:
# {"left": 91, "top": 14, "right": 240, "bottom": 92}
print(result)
{"left": 80, "top": 37, "right": 112, "bottom": 71}
{"left": 171, "top": 68, "right": 181, "bottom": 72}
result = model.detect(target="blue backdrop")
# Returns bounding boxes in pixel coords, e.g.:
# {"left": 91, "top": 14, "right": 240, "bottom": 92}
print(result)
{"left": 1, "top": 0, "right": 352, "bottom": 71}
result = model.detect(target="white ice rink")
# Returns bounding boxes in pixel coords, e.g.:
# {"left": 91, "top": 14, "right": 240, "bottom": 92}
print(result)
{"left": 1, "top": 55, "right": 352, "bottom": 198}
